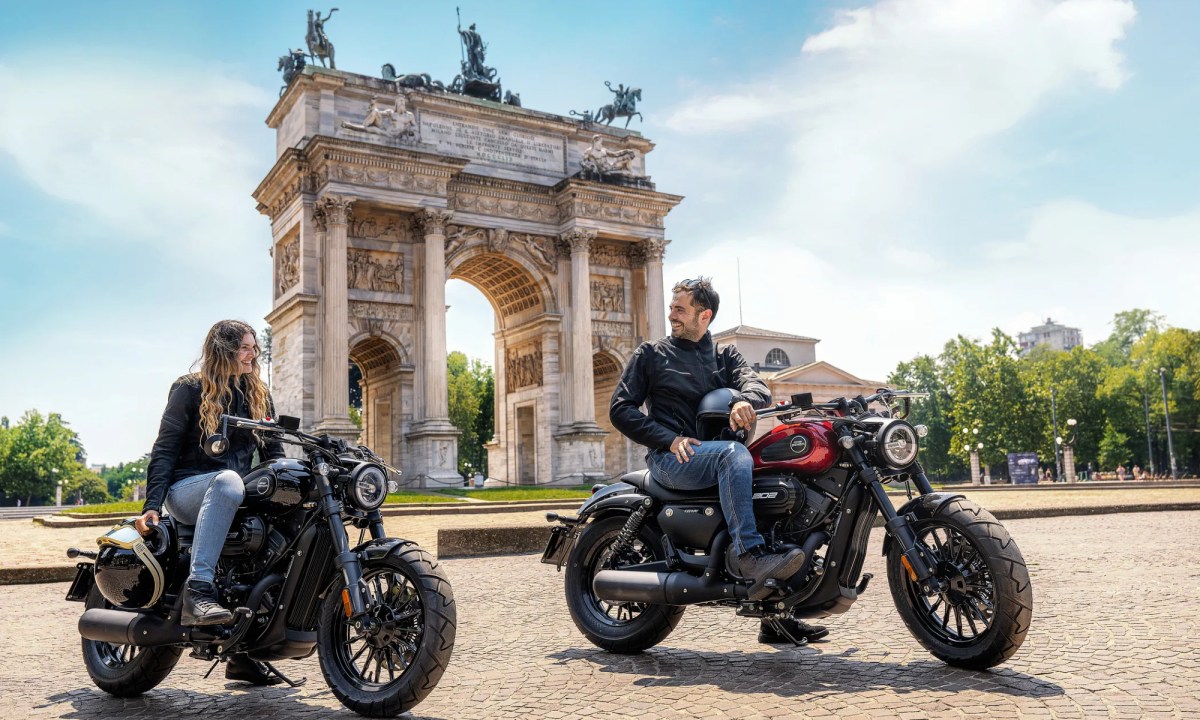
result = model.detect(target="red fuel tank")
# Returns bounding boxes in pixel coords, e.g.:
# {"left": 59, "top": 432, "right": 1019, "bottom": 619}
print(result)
{"left": 748, "top": 420, "right": 838, "bottom": 476}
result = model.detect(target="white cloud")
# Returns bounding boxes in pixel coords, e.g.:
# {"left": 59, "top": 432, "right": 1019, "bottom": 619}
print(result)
{"left": 0, "top": 50, "right": 274, "bottom": 267}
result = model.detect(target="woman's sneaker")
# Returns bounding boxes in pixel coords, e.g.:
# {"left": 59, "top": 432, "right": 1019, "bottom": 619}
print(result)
{"left": 759, "top": 618, "right": 829, "bottom": 644}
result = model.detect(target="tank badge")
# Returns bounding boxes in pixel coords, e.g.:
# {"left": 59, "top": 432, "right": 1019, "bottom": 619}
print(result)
{"left": 789, "top": 435, "right": 810, "bottom": 455}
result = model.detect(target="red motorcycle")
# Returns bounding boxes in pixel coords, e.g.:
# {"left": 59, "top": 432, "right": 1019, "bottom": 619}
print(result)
{"left": 544, "top": 389, "right": 1032, "bottom": 669}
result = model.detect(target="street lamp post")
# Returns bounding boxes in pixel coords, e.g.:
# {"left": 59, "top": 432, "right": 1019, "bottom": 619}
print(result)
{"left": 1158, "top": 368, "right": 1178, "bottom": 481}
{"left": 1143, "top": 390, "right": 1156, "bottom": 477}
{"left": 1051, "top": 387, "right": 1062, "bottom": 482}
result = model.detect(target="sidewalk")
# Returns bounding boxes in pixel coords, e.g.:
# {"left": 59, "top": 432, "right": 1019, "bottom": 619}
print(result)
{"left": 3, "top": 486, "right": 1198, "bottom": 584}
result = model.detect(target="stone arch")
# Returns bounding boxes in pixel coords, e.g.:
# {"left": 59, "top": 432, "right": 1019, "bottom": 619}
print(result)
{"left": 593, "top": 349, "right": 627, "bottom": 477}
{"left": 447, "top": 245, "right": 558, "bottom": 329}
{"left": 349, "top": 333, "right": 410, "bottom": 468}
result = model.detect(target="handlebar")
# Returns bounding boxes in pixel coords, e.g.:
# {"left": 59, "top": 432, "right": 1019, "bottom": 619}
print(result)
{"left": 753, "top": 388, "right": 928, "bottom": 424}
{"left": 217, "top": 413, "right": 391, "bottom": 470}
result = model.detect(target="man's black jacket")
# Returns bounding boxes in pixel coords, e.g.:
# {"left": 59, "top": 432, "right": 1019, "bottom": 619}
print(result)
{"left": 609, "top": 331, "right": 770, "bottom": 452}
{"left": 143, "top": 375, "right": 285, "bottom": 514}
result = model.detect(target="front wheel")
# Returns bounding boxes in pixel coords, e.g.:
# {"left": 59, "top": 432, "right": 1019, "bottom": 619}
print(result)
{"left": 317, "top": 542, "right": 456, "bottom": 718}
{"left": 887, "top": 497, "right": 1033, "bottom": 670}
{"left": 565, "top": 514, "right": 685, "bottom": 654}
{"left": 80, "top": 585, "right": 182, "bottom": 696}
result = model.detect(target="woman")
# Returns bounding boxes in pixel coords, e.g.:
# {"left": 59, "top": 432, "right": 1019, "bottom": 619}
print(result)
{"left": 134, "top": 320, "right": 283, "bottom": 631}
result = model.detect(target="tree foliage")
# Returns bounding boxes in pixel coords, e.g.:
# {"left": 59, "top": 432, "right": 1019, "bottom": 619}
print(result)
{"left": 889, "top": 310, "right": 1199, "bottom": 481}
{"left": 447, "top": 351, "right": 494, "bottom": 477}
{"left": 0, "top": 410, "right": 88, "bottom": 505}
{"left": 100, "top": 456, "right": 150, "bottom": 500}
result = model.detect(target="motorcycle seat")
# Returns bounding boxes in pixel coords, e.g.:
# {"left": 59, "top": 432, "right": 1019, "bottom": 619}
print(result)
{"left": 617, "top": 469, "right": 720, "bottom": 503}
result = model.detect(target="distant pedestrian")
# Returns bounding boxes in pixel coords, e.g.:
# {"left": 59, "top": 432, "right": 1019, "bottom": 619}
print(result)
{"left": 15, "top": 499, "right": 21, "bottom": 508}
{"left": 1132, "top": 464, "right": 1142, "bottom": 481}
{"left": 1116, "top": 464, "right": 1127, "bottom": 481}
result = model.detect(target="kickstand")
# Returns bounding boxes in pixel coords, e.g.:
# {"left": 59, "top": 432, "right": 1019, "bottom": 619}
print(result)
{"left": 263, "top": 662, "right": 307, "bottom": 687}
{"left": 202, "top": 659, "right": 221, "bottom": 679}
{"left": 768, "top": 619, "right": 807, "bottom": 647}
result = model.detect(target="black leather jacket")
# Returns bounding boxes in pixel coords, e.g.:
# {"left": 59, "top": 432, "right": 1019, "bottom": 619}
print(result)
{"left": 609, "top": 331, "right": 770, "bottom": 452}
{"left": 143, "top": 375, "right": 285, "bottom": 514}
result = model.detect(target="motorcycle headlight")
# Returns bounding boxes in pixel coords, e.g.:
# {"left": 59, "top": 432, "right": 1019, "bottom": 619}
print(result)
{"left": 875, "top": 420, "right": 919, "bottom": 468}
{"left": 347, "top": 463, "right": 389, "bottom": 511}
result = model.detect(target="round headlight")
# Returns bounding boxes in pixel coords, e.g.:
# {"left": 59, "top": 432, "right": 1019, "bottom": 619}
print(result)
{"left": 348, "top": 464, "right": 389, "bottom": 511}
{"left": 876, "top": 420, "right": 919, "bottom": 468}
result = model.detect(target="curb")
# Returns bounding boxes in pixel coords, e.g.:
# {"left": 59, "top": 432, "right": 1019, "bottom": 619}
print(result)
{"left": 11, "top": 502, "right": 1200, "bottom": 584}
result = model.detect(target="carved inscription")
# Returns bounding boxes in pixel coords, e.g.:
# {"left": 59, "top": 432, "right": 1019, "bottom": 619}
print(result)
{"left": 590, "top": 277, "right": 625, "bottom": 312}
{"left": 349, "top": 250, "right": 404, "bottom": 293}
{"left": 276, "top": 237, "right": 299, "bottom": 297}
{"left": 419, "top": 112, "right": 565, "bottom": 173}
{"left": 506, "top": 344, "right": 543, "bottom": 392}
{"left": 349, "top": 301, "right": 413, "bottom": 321}
{"left": 594, "top": 321, "right": 632, "bottom": 338}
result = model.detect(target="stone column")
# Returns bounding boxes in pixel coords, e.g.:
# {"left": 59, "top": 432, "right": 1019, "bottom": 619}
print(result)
{"left": 969, "top": 450, "right": 981, "bottom": 486}
{"left": 1063, "top": 445, "right": 1076, "bottom": 483}
{"left": 643, "top": 238, "right": 669, "bottom": 341}
{"left": 552, "top": 228, "right": 606, "bottom": 484}
{"left": 313, "top": 194, "right": 360, "bottom": 441}
{"left": 407, "top": 207, "right": 461, "bottom": 486}
{"left": 565, "top": 228, "right": 599, "bottom": 429}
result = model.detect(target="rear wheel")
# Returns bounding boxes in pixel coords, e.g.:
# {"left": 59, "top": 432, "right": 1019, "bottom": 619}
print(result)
{"left": 565, "top": 515, "right": 685, "bottom": 654}
{"left": 887, "top": 497, "right": 1032, "bottom": 670}
{"left": 317, "top": 543, "right": 456, "bottom": 717}
{"left": 80, "top": 585, "right": 181, "bottom": 696}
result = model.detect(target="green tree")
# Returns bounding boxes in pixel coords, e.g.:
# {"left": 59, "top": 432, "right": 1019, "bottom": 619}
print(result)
{"left": 1022, "top": 345, "right": 1108, "bottom": 472}
{"left": 65, "top": 467, "right": 111, "bottom": 505}
{"left": 888, "top": 354, "right": 955, "bottom": 477}
{"left": 1094, "top": 309, "right": 1164, "bottom": 366}
{"left": 100, "top": 456, "right": 150, "bottom": 499}
{"left": 1097, "top": 421, "right": 1132, "bottom": 469}
{"left": 447, "top": 351, "right": 494, "bottom": 477}
{"left": 0, "top": 410, "right": 86, "bottom": 505}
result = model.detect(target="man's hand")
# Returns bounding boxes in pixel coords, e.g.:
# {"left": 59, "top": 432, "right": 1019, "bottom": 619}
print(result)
{"left": 729, "top": 400, "right": 755, "bottom": 430}
{"left": 134, "top": 510, "right": 160, "bottom": 536}
{"left": 671, "top": 436, "right": 700, "bottom": 463}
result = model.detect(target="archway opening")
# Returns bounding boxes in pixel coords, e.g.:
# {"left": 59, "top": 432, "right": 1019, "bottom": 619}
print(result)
{"left": 446, "top": 278, "right": 496, "bottom": 482}
{"left": 349, "top": 336, "right": 404, "bottom": 466}
{"left": 593, "top": 352, "right": 625, "bottom": 477}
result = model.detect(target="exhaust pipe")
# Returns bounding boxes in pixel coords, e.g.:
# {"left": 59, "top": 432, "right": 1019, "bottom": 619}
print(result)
{"left": 593, "top": 569, "right": 748, "bottom": 605}
{"left": 79, "top": 608, "right": 190, "bottom": 646}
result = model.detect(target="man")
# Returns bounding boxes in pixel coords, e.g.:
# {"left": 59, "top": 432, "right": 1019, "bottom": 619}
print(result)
{"left": 609, "top": 277, "right": 828, "bottom": 645}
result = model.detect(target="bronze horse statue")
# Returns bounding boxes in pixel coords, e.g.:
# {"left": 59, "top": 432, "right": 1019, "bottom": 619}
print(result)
{"left": 596, "top": 82, "right": 643, "bottom": 128}
{"left": 277, "top": 49, "right": 306, "bottom": 96}
{"left": 306, "top": 8, "right": 337, "bottom": 69}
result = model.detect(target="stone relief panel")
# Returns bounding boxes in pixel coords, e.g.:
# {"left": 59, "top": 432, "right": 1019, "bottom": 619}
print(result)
{"left": 590, "top": 276, "right": 625, "bottom": 313}
{"left": 348, "top": 249, "right": 404, "bottom": 293}
{"left": 452, "top": 192, "right": 561, "bottom": 224}
{"left": 506, "top": 343, "right": 544, "bottom": 393}
{"left": 349, "top": 212, "right": 407, "bottom": 242}
{"left": 444, "top": 224, "right": 489, "bottom": 258}
{"left": 590, "top": 242, "right": 633, "bottom": 268}
{"left": 328, "top": 163, "right": 447, "bottom": 195}
{"left": 276, "top": 237, "right": 300, "bottom": 297}
{"left": 349, "top": 301, "right": 414, "bottom": 322}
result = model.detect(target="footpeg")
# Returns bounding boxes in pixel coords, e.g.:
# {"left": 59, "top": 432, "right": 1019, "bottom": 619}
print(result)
{"left": 855, "top": 573, "right": 873, "bottom": 594}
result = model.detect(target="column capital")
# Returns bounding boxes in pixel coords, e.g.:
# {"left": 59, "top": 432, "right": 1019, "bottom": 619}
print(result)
{"left": 630, "top": 237, "right": 669, "bottom": 266}
{"left": 318, "top": 194, "right": 355, "bottom": 226}
{"left": 416, "top": 207, "right": 454, "bottom": 236}
{"left": 561, "top": 228, "right": 598, "bottom": 255}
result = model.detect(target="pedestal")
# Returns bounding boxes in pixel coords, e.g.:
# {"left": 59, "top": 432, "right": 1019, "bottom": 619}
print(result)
{"left": 407, "top": 420, "right": 462, "bottom": 487}
{"left": 969, "top": 451, "right": 981, "bottom": 486}
{"left": 1063, "top": 445, "right": 1076, "bottom": 483}
{"left": 312, "top": 417, "right": 363, "bottom": 445}
{"left": 554, "top": 424, "right": 608, "bottom": 485}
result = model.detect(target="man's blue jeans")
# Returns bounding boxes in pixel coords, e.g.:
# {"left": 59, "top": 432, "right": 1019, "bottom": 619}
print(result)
{"left": 647, "top": 441, "right": 763, "bottom": 556}
{"left": 164, "top": 470, "right": 245, "bottom": 584}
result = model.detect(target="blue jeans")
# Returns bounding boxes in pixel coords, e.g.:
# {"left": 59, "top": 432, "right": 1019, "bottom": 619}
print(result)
{"left": 164, "top": 470, "right": 244, "bottom": 585}
{"left": 647, "top": 441, "right": 763, "bottom": 556}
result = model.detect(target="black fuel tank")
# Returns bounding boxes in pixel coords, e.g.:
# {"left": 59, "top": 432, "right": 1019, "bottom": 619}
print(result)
{"left": 242, "top": 458, "right": 312, "bottom": 514}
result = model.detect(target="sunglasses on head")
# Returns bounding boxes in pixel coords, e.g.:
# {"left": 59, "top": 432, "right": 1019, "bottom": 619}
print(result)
{"left": 681, "top": 278, "right": 713, "bottom": 314}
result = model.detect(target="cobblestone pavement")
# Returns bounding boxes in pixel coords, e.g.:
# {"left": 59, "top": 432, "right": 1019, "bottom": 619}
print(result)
{"left": 6, "top": 486, "right": 1200, "bottom": 571}
{"left": 4, "top": 511, "right": 1199, "bottom": 719}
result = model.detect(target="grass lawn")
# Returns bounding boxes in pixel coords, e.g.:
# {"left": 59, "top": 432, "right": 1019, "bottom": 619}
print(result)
{"left": 385, "top": 491, "right": 462, "bottom": 504}
{"left": 62, "top": 501, "right": 144, "bottom": 516}
{"left": 434, "top": 485, "right": 594, "bottom": 501}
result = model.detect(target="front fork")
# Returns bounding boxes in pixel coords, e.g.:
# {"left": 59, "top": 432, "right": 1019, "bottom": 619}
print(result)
{"left": 841, "top": 431, "right": 945, "bottom": 592}
{"left": 313, "top": 462, "right": 375, "bottom": 622}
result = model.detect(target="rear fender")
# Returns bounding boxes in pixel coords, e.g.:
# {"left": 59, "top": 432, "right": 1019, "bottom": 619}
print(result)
{"left": 881, "top": 492, "right": 965, "bottom": 556}
{"left": 577, "top": 481, "right": 643, "bottom": 520}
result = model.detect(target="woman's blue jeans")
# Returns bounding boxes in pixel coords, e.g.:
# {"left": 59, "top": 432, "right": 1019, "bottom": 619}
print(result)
{"left": 163, "top": 470, "right": 244, "bottom": 585}
{"left": 647, "top": 441, "right": 763, "bottom": 556}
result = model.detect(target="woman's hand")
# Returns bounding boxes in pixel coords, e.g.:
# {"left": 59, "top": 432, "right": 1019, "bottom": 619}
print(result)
{"left": 135, "top": 510, "right": 160, "bottom": 536}
{"left": 671, "top": 436, "right": 700, "bottom": 464}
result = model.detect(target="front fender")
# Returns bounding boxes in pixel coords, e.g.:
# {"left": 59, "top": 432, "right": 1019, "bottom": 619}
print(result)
{"left": 881, "top": 492, "right": 965, "bottom": 556}
{"left": 353, "top": 536, "right": 418, "bottom": 563}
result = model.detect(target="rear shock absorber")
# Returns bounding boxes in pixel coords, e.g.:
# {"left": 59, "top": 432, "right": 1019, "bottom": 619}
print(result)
{"left": 607, "top": 497, "right": 654, "bottom": 567}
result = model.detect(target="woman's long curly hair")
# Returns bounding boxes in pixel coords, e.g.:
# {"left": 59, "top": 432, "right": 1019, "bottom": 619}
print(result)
{"left": 193, "top": 320, "right": 270, "bottom": 438}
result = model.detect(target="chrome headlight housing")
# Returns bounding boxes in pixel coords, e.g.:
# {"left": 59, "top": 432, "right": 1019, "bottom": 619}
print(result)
{"left": 875, "top": 420, "right": 920, "bottom": 468}
{"left": 347, "top": 463, "right": 389, "bottom": 511}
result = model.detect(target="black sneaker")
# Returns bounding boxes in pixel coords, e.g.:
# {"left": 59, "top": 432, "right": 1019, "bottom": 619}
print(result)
{"left": 732, "top": 546, "right": 807, "bottom": 600}
{"left": 181, "top": 579, "right": 233, "bottom": 627}
{"left": 759, "top": 618, "right": 829, "bottom": 644}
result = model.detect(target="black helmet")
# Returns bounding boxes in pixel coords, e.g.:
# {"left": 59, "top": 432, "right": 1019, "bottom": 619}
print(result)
{"left": 696, "top": 388, "right": 755, "bottom": 444}
{"left": 94, "top": 520, "right": 173, "bottom": 609}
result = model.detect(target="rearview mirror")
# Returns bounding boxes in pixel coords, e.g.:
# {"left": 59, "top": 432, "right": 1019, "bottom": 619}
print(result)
{"left": 791, "top": 393, "right": 813, "bottom": 410}
{"left": 202, "top": 434, "right": 228, "bottom": 458}
{"left": 277, "top": 415, "right": 301, "bottom": 431}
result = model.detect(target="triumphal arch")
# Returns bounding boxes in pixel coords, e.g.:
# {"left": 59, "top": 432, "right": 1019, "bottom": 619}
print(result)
{"left": 255, "top": 66, "right": 681, "bottom": 486}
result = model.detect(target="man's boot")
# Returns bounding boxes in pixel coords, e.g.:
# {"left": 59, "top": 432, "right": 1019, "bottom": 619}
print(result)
{"left": 759, "top": 618, "right": 829, "bottom": 644}
{"left": 181, "top": 579, "right": 233, "bottom": 626}
{"left": 225, "top": 654, "right": 282, "bottom": 685}
{"left": 732, "top": 546, "right": 807, "bottom": 600}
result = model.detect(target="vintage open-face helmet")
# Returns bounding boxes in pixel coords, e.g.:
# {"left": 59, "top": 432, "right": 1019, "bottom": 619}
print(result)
{"left": 696, "top": 387, "right": 755, "bottom": 444}
{"left": 93, "top": 520, "right": 173, "bottom": 609}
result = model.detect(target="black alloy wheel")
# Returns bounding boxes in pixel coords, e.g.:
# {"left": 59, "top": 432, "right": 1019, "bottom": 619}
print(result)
{"left": 334, "top": 567, "right": 426, "bottom": 687}
{"left": 905, "top": 523, "right": 996, "bottom": 643}
{"left": 80, "top": 585, "right": 181, "bottom": 696}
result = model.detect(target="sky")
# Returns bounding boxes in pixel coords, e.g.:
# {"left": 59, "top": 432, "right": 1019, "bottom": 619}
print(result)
{"left": 1, "top": 0, "right": 1198, "bottom": 466}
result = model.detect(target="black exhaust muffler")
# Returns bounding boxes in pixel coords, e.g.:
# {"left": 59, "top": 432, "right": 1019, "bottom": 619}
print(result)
{"left": 78, "top": 608, "right": 190, "bottom": 646}
{"left": 593, "top": 569, "right": 748, "bottom": 605}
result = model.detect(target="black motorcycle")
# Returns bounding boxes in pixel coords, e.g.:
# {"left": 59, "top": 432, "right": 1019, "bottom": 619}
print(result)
{"left": 544, "top": 389, "right": 1032, "bottom": 669}
{"left": 66, "top": 414, "right": 455, "bottom": 717}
